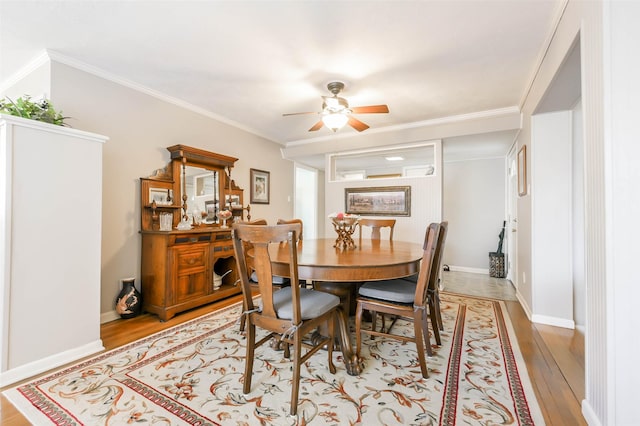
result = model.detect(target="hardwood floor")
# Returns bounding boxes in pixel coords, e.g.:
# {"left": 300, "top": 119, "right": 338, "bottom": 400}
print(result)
{"left": 0, "top": 273, "right": 585, "bottom": 425}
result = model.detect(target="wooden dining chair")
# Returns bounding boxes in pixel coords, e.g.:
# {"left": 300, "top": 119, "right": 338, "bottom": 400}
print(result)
{"left": 236, "top": 219, "right": 268, "bottom": 332}
{"left": 358, "top": 218, "right": 396, "bottom": 246}
{"left": 232, "top": 223, "right": 342, "bottom": 416}
{"left": 355, "top": 222, "right": 441, "bottom": 378}
{"left": 277, "top": 218, "right": 303, "bottom": 240}
{"left": 238, "top": 219, "right": 301, "bottom": 332}
{"left": 356, "top": 218, "right": 396, "bottom": 325}
{"left": 400, "top": 221, "right": 448, "bottom": 345}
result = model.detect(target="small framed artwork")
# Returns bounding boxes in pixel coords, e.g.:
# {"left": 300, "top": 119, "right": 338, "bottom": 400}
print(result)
{"left": 250, "top": 168, "right": 270, "bottom": 204}
{"left": 345, "top": 186, "right": 411, "bottom": 216}
{"left": 149, "top": 187, "right": 173, "bottom": 206}
{"left": 518, "top": 145, "right": 527, "bottom": 196}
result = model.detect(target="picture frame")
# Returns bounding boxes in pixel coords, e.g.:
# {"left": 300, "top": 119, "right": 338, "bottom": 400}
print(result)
{"left": 250, "top": 168, "right": 270, "bottom": 204}
{"left": 345, "top": 186, "right": 411, "bottom": 216}
{"left": 149, "top": 187, "right": 173, "bottom": 206}
{"left": 518, "top": 145, "right": 527, "bottom": 196}
{"left": 225, "top": 194, "right": 241, "bottom": 207}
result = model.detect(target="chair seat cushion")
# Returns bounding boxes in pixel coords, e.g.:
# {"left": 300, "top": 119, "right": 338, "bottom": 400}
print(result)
{"left": 270, "top": 287, "right": 340, "bottom": 320}
{"left": 401, "top": 273, "right": 418, "bottom": 284}
{"left": 250, "top": 271, "right": 290, "bottom": 285}
{"left": 359, "top": 279, "right": 416, "bottom": 304}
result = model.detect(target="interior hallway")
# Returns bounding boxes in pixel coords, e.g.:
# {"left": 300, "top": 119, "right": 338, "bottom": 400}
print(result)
{"left": 443, "top": 271, "right": 586, "bottom": 425}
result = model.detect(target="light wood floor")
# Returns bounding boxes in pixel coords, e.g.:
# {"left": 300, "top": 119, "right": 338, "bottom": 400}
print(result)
{"left": 1, "top": 272, "right": 585, "bottom": 425}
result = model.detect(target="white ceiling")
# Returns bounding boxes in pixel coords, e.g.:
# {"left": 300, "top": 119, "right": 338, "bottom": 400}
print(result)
{"left": 0, "top": 0, "right": 562, "bottom": 165}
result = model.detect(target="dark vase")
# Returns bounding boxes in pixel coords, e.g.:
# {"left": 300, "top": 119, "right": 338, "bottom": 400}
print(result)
{"left": 115, "top": 278, "right": 142, "bottom": 319}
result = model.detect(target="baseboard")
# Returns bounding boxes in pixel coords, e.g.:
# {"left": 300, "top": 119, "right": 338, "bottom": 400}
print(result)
{"left": 447, "top": 265, "right": 489, "bottom": 275}
{"left": 581, "top": 399, "right": 601, "bottom": 425}
{"left": 101, "top": 309, "right": 120, "bottom": 324}
{"left": 531, "top": 313, "right": 575, "bottom": 329}
{"left": 516, "top": 290, "right": 534, "bottom": 321}
{"left": 0, "top": 339, "right": 104, "bottom": 387}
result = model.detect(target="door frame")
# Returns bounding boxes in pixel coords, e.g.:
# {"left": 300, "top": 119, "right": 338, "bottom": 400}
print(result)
{"left": 506, "top": 141, "right": 519, "bottom": 286}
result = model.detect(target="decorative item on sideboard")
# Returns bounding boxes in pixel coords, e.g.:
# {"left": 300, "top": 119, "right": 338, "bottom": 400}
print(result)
{"left": 115, "top": 278, "right": 142, "bottom": 319}
{"left": 217, "top": 209, "right": 232, "bottom": 228}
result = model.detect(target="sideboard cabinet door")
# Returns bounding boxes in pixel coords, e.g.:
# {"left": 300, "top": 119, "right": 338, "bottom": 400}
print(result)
{"left": 171, "top": 242, "right": 210, "bottom": 304}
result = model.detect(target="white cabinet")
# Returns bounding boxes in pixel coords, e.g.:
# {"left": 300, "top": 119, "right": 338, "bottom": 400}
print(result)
{"left": 0, "top": 114, "right": 108, "bottom": 385}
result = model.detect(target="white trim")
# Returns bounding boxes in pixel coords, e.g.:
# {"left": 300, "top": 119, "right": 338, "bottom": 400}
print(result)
{"left": 531, "top": 313, "right": 575, "bottom": 329}
{"left": 100, "top": 310, "right": 120, "bottom": 324}
{"left": 582, "top": 400, "right": 602, "bottom": 426}
{"left": 518, "top": 0, "right": 571, "bottom": 109}
{"left": 516, "top": 290, "right": 533, "bottom": 321}
{"left": 447, "top": 265, "right": 488, "bottom": 275}
{"left": 0, "top": 114, "right": 108, "bottom": 144}
{"left": 0, "top": 340, "right": 104, "bottom": 387}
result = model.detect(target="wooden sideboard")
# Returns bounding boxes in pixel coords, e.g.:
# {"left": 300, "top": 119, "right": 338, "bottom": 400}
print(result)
{"left": 140, "top": 145, "right": 249, "bottom": 321}
{"left": 141, "top": 228, "right": 239, "bottom": 321}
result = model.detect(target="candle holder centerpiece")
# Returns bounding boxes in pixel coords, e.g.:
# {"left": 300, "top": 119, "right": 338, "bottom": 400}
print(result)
{"left": 216, "top": 209, "right": 232, "bottom": 228}
{"left": 329, "top": 212, "right": 360, "bottom": 250}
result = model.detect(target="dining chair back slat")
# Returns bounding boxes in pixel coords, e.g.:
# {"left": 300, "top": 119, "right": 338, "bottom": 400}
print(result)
{"left": 428, "top": 221, "right": 448, "bottom": 340}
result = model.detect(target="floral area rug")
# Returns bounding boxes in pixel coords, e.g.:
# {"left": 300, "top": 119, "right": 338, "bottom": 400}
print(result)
{"left": 4, "top": 293, "right": 544, "bottom": 425}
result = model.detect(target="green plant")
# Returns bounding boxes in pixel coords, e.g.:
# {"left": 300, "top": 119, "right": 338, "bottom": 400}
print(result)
{"left": 0, "top": 95, "right": 68, "bottom": 126}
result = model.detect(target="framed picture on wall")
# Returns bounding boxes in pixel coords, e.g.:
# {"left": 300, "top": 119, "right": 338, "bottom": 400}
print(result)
{"left": 345, "top": 186, "right": 411, "bottom": 216}
{"left": 250, "top": 168, "right": 270, "bottom": 204}
{"left": 518, "top": 145, "right": 527, "bottom": 196}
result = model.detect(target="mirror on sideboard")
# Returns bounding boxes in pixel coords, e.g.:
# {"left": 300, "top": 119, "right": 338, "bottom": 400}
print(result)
{"left": 184, "top": 166, "right": 220, "bottom": 224}
{"left": 168, "top": 145, "right": 238, "bottom": 227}
{"left": 140, "top": 145, "right": 246, "bottom": 231}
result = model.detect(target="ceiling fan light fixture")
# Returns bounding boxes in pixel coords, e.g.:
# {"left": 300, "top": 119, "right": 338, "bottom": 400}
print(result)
{"left": 322, "top": 96, "right": 349, "bottom": 113}
{"left": 322, "top": 112, "right": 349, "bottom": 131}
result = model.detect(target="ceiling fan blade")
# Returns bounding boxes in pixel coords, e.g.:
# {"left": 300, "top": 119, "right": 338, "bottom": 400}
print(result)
{"left": 283, "top": 111, "right": 318, "bottom": 116}
{"left": 350, "top": 104, "right": 389, "bottom": 114}
{"left": 347, "top": 116, "right": 370, "bottom": 132}
{"left": 309, "top": 120, "right": 324, "bottom": 131}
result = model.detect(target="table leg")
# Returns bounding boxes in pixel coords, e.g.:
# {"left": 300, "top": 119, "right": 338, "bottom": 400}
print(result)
{"left": 334, "top": 306, "right": 363, "bottom": 376}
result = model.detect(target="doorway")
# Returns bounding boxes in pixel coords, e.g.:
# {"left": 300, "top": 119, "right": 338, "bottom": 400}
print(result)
{"left": 294, "top": 164, "right": 318, "bottom": 239}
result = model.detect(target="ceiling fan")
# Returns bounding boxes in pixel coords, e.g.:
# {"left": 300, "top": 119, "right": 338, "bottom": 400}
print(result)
{"left": 283, "top": 81, "right": 389, "bottom": 132}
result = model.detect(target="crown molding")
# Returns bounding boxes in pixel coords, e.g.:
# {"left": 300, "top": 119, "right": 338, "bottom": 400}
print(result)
{"left": 285, "top": 106, "right": 521, "bottom": 147}
{"left": 6, "top": 49, "right": 276, "bottom": 143}
{"left": 0, "top": 50, "right": 50, "bottom": 95}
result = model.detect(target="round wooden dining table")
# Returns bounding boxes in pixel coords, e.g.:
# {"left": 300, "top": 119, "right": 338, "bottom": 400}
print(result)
{"left": 268, "top": 237, "right": 424, "bottom": 376}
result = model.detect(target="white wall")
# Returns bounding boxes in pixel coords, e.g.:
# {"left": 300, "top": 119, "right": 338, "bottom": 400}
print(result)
{"left": 442, "top": 157, "right": 506, "bottom": 272}
{"left": 43, "top": 59, "right": 295, "bottom": 320}
{"left": 1, "top": 116, "right": 107, "bottom": 385}
{"left": 531, "top": 111, "right": 573, "bottom": 329}
{"left": 604, "top": 2, "right": 640, "bottom": 423}
{"left": 324, "top": 140, "right": 442, "bottom": 245}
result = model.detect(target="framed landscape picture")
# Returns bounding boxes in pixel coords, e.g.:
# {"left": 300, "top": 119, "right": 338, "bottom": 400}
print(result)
{"left": 345, "top": 186, "right": 411, "bottom": 216}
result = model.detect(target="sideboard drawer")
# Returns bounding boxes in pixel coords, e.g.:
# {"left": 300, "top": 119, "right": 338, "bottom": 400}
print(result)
{"left": 175, "top": 244, "right": 208, "bottom": 271}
